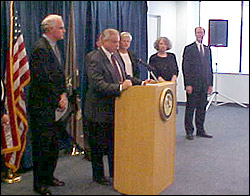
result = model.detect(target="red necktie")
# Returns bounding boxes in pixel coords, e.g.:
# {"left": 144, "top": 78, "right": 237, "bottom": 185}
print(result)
{"left": 111, "top": 54, "right": 123, "bottom": 82}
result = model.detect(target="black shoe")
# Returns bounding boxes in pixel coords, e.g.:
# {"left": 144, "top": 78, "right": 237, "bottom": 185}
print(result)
{"left": 197, "top": 131, "right": 213, "bottom": 138}
{"left": 93, "top": 176, "right": 110, "bottom": 185}
{"left": 186, "top": 134, "right": 194, "bottom": 140}
{"left": 49, "top": 178, "right": 65, "bottom": 186}
{"left": 34, "top": 185, "right": 52, "bottom": 195}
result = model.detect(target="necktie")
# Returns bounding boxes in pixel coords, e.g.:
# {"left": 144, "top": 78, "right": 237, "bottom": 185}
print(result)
{"left": 199, "top": 44, "right": 204, "bottom": 56}
{"left": 54, "top": 44, "right": 61, "bottom": 64}
{"left": 111, "top": 54, "right": 123, "bottom": 82}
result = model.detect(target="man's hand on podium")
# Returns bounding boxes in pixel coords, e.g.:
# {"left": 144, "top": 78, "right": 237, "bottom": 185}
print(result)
{"left": 142, "top": 79, "right": 156, "bottom": 85}
{"left": 121, "top": 79, "right": 132, "bottom": 91}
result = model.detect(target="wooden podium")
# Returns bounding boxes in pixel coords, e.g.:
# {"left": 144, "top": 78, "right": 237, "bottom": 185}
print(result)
{"left": 113, "top": 81, "right": 176, "bottom": 195}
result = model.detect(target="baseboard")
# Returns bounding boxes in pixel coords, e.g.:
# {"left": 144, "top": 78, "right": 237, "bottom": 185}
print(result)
{"left": 177, "top": 102, "right": 249, "bottom": 108}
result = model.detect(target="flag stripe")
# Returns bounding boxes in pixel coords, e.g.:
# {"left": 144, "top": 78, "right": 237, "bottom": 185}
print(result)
{"left": 1, "top": 1, "right": 30, "bottom": 173}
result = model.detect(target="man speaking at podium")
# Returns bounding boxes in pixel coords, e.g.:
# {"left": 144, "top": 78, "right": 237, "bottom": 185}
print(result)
{"left": 84, "top": 28, "right": 154, "bottom": 185}
{"left": 182, "top": 27, "right": 213, "bottom": 140}
{"left": 84, "top": 28, "right": 133, "bottom": 185}
{"left": 85, "top": 27, "right": 155, "bottom": 185}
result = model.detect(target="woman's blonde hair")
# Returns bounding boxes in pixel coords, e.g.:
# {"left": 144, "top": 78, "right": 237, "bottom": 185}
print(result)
{"left": 120, "top": 32, "right": 132, "bottom": 41}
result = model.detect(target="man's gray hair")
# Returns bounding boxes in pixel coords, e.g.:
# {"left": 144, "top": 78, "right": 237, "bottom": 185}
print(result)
{"left": 100, "top": 28, "right": 119, "bottom": 44}
{"left": 41, "top": 14, "right": 62, "bottom": 33}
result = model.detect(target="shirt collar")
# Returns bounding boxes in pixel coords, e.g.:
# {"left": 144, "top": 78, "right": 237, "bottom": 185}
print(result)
{"left": 101, "top": 46, "right": 113, "bottom": 60}
{"left": 43, "top": 34, "right": 57, "bottom": 47}
{"left": 195, "top": 41, "right": 203, "bottom": 46}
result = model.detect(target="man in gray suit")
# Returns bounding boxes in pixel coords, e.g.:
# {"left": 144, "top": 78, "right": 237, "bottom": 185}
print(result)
{"left": 84, "top": 28, "right": 133, "bottom": 185}
{"left": 84, "top": 28, "right": 153, "bottom": 185}
{"left": 182, "top": 27, "right": 213, "bottom": 140}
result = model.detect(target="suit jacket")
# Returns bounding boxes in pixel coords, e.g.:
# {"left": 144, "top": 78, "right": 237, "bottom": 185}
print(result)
{"left": 117, "top": 50, "right": 140, "bottom": 79}
{"left": 84, "top": 48, "right": 128, "bottom": 123}
{"left": 28, "top": 37, "right": 66, "bottom": 128}
{"left": 182, "top": 42, "right": 213, "bottom": 90}
{"left": 116, "top": 50, "right": 142, "bottom": 85}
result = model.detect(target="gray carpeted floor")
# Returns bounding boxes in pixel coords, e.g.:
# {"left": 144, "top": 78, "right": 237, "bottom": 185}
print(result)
{"left": 1, "top": 105, "right": 249, "bottom": 195}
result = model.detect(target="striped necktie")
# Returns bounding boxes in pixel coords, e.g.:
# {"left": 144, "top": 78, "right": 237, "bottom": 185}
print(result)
{"left": 111, "top": 54, "right": 123, "bottom": 82}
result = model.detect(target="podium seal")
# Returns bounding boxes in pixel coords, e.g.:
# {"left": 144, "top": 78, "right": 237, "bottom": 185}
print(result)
{"left": 159, "top": 88, "right": 174, "bottom": 121}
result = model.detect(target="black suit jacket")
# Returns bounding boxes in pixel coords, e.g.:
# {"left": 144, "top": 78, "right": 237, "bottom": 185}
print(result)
{"left": 116, "top": 50, "right": 142, "bottom": 85}
{"left": 182, "top": 42, "right": 213, "bottom": 90}
{"left": 28, "top": 37, "right": 66, "bottom": 129}
{"left": 117, "top": 50, "right": 140, "bottom": 79}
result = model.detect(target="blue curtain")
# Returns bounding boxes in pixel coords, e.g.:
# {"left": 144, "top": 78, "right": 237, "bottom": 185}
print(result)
{"left": 1, "top": 1, "right": 148, "bottom": 169}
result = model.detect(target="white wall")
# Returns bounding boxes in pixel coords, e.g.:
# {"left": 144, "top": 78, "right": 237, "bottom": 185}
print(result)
{"left": 147, "top": 1, "right": 249, "bottom": 105}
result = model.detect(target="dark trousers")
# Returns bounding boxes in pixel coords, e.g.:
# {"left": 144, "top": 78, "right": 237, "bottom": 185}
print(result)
{"left": 184, "top": 88, "right": 208, "bottom": 135}
{"left": 31, "top": 124, "right": 60, "bottom": 188}
{"left": 87, "top": 120, "right": 114, "bottom": 180}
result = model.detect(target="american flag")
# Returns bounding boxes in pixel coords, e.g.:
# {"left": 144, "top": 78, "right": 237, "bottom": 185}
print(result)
{"left": 1, "top": 1, "right": 30, "bottom": 172}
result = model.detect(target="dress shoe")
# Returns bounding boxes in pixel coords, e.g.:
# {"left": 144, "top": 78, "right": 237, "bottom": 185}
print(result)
{"left": 49, "top": 178, "right": 65, "bottom": 186}
{"left": 34, "top": 185, "right": 52, "bottom": 195}
{"left": 186, "top": 134, "right": 194, "bottom": 140}
{"left": 93, "top": 176, "right": 110, "bottom": 185}
{"left": 196, "top": 131, "right": 213, "bottom": 138}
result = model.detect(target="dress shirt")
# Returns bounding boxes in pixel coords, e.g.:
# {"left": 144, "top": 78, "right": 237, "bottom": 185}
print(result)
{"left": 196, "top": 41, "right": 204, "bottom": 56}
{"left": 119, "top": 52, "right": 133, "bottom": 77}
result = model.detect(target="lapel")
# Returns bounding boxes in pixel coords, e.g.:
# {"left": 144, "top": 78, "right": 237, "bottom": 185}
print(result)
{"left": 41, "top": 37, "right": 63, "bottom": 70}
{"left": 113, "top": 51, "right": 126, "bottom": 80}
{"left": 192, "top": 42, "right": 204, "bottom": 62}
{"left": 192, "top": 42, "right": 200, "bottom": 54}
{"left": 99, "top": 48, "right": 120, "bottom": 83}
{"left": 203, "top": 45, "right": 208, "bottom": 57}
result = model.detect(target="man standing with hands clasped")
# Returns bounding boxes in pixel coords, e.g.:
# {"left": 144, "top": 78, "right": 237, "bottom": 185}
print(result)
{"left": 182, "top": 27, "right": 213, "bottom": 140}
{"left": 28, "top": 14, "right": 67, "bottom": 195}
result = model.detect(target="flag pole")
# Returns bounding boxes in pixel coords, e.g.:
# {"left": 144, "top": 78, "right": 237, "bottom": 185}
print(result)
{"left": 65, "top": 1, "right": 84, "bottom": 156}
{"left": 2, "top": 1, "right": 21, "bottom": 183}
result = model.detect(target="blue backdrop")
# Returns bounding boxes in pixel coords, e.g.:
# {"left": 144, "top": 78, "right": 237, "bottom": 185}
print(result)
{"left": 1, "top": 1, "right": 148, "bottom": 170}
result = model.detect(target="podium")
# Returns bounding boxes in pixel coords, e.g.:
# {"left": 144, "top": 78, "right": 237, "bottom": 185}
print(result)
{"left": 114, "top": 81, "right": 176, "bottom": 195}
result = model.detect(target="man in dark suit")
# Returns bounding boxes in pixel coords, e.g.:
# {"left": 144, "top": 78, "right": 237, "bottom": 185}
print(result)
{"left": 28, "top": 14, "right": 67, "bottom": 195}
{"left": 182, "top": 27, "right": 213, "bottom": 140}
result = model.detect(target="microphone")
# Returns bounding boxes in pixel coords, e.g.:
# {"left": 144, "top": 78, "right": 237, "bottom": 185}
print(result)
{"left": 136, "top": 58, "right": 155, "bottom": 71}
{"left": 136, "top": 58, "right": 158, "bottom": 82}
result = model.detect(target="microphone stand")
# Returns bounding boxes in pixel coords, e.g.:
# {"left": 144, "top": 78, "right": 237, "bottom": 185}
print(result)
{"left": 137, "top": 59, "right": 158, "bottom": 82}
{"left": 148, "top": 69, "right": 158, "bottom": 82}
{"left": 206, "top": 47, "right": 247, "bottom": 111}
